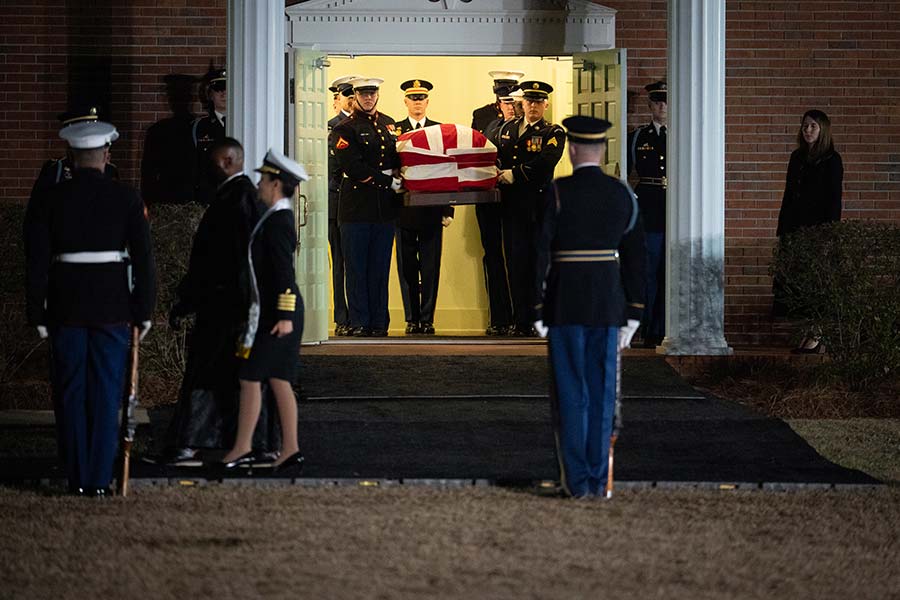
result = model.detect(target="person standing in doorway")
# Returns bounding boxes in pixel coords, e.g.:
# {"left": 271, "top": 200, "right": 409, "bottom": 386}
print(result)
{"left": 332, "top": 77, "right": 402, "bottom": 337}
{"left": 533, "top": 116, "right": 646, "bottom": 498}
{"left": 627, "top": 81, "right": 667, "bottom": 348}
{"left": 393, "top": 79, "right": 453, "bottom": 335}
{"left": 774, "top": 109, "right": 843, "bottom": 353}
{"left": 192, "top": 67, "right": 227, "bottom": 206}
{"left": 493, "top": 80, "right": 566, "bottom": 337}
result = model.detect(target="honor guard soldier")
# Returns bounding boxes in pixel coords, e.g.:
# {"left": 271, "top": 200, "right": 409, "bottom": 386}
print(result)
{"left": 393, "top": 79, "right": 453, "bottom": 335}
{"left": 533, "top": 116, "right": 646, "bottom": 498}
{"left": 471, "top": 70, "right": 524, "bottom": 335}
{"left": 327, "top": 75, "right": 360, "bottom": 336}
{"left": 331, "top": 77, "right": 402, "bottom": 337}
{"left": 29, "top": 106, "right": 119, "bottom": 204}
{"left": 223, "top": 149, "right": 307, "bottom": 473}
{"left": 192, "top": 67, "right": 227, "bottom": 205}
{"left": 24, "top": 120, "right": 157, "bottom": 496}
{"left": 492, "top": 80, "right": 566, "bottom": 336}
{"left": 627, "top": 80, "right": 667, "bottom": 347}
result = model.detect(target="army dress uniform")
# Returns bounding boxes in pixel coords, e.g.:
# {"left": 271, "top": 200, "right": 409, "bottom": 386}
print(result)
{"left": 627, "top": 81, "right": 668, "bottom": 344}
{"left": 332, "top": 78, "right": 400, "bottom": 336}
{"left": 326, "top": 78, "right": 355, "bottom": 335}
{"left": 24, "top": 121, "right": 156, "bottom": 496}
{"left": 191, "top": 112, "right": 225, "bottom": 206}
{"left": 492, "top": 81, "right": 566, "bottom": 333}
{"left": 535, "top": 116, "right": 646, "bottom": 498}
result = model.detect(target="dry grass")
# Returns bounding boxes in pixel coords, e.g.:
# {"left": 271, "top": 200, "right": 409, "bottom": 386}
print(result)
{"left": 0, "top": 484, "right": 897, "bottom": 600}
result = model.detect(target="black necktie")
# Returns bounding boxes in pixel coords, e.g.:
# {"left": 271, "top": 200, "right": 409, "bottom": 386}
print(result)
{"left": 660, "top": 125, "right": 666, "bottom": 136}
{"left": 415, "top": 122, "right": 422, "bottom": 130}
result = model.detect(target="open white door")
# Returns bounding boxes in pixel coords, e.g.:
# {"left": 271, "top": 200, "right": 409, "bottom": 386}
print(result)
{"left": 572, "top": 49, "right": 627, "bottom": 179}
{"left": 292, "top": 48, "right": 329, "bottom": 344}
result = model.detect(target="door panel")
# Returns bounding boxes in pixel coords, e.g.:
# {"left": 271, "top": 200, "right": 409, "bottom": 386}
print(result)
{"left": 572, "top": 49, "right": 627, "bottom": 179}
{"left": 292, "top": 49, "right": 329, "bottom": 344}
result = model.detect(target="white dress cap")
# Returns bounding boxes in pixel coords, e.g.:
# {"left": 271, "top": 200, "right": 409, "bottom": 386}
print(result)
{"left": 330, "top": 74, "right": 362, "bottom": 89}
{"left": 256, "top": 148, "right": 309, "bottom": 183}
{"left": 488, "top": 70, "right": 525, "bottom": 82}
{"left": 59, "top": 121, "right": 119, "bottom": 149}
{"left": 349, "top": 77, "right": 385, "bottom": 90}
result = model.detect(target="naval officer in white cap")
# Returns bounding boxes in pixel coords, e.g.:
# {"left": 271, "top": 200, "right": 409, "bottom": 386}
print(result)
{"left": 24, "top": 120, "right": 157, "bottom": 496}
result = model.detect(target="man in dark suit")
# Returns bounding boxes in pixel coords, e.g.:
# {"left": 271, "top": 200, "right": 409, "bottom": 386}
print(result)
{"left": 327, "top": 75, "right": 359, "bottom": 336}
{"left": 393, "top": 79, "right": 453, "bottom": 335}
{"left": 492, "top": 80, "right": 566, "bottom": 336}
{"left": 163, "top": 137, "right": 281, "bottom": 466}
{"left": 141, "top": 74, "right": 197, "bottom": 206}
{"left": 627, "top": 80, "right": 668, "bottom": 347}
{"left": 25, "top": 120, "right": 156, "bottom": 496}
{"left": 332, "top": 77, "right": 402, "bottom": 337}
{"left": 192, "top": 67, "right": 227, "bottom": 206}
{"left": 533, "top": 115, "right": 646, "bottom": 498}
{"left": 471, "top": 70, "right": 524, "bottom": 335}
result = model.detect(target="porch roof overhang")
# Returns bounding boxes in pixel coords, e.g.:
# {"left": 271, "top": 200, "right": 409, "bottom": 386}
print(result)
{"left": 285, "top": 0, "right": 616, "bottom": 55}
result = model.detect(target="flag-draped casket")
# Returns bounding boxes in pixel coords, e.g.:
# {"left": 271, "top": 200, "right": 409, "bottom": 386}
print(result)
{"left": 397, "top": 124, "right": 498, "bottom": 192}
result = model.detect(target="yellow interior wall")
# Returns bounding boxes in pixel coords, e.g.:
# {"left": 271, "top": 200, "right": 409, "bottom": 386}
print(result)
{"left": 327, "top": 55, "right": 574, "bottom": 335}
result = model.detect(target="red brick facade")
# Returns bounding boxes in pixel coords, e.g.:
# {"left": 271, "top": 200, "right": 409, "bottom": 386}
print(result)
{"left": 1, "top": 0, "right": 897, "bottom": 345}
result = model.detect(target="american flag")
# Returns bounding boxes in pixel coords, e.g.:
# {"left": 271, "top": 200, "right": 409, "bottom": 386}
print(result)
{"left": 397, "top": 124, "right": 498, "bottom": 192}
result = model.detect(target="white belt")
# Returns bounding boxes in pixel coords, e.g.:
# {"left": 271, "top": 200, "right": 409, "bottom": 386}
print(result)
{"left": 54, "top": 251, "right": 128, "bottom": 264}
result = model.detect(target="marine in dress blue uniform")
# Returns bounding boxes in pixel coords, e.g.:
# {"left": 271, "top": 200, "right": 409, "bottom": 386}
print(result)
{"left": 471, "top": 70, "right": 523, "bottom": 335}
{"left": 24, "top": 121, "right": 157, "bottom": 496}
{"left": 192, "top": 68, "right": 227, "bottom": 206}
{"left": 393, "top": 79, "right": 453, "bottom": 335}
{"left": 492, "top": 80, "right": 566, "bottom": 336}
{"left": 534, "top": 116, "right": 646, "bottom": 498}
{"left": 331, "top": 77, "right": 402, "bottom": 337}
{"left": 627, "top": 81, "right": 668, "bottom": 346}
{"left": 326, "top": 75, "right": 359, "bottom": 336}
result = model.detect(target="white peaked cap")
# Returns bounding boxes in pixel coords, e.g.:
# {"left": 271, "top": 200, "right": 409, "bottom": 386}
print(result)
{"left": 488, "top": 70, "right": 525, "bottom": 81}
{"left": 330, "top": 74, "right": 362, "bottom": 89}
{"left": 256, "top": 148, "right": 309, "bottom": 183}
{"left": 509, "top": 88, "right": 524, "bottom": 98}
{"left": 350, "top": 77, "right": 385, "bottom": 90}
{"left": 59, "top": 121, "right": 119, "bottom": 149}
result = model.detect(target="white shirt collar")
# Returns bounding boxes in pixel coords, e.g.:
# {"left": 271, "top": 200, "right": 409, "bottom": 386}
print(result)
{"left": 409, "top": 117, "right": 426, "bottom": 128}
{"left": 217, "top": 170, "right": 243, "bottom": 190}
{"left": 215, "top": 111, "right": 226, "bottom": 126}
{"left": 652, "top": 120, "right": 666, "bottom": 135}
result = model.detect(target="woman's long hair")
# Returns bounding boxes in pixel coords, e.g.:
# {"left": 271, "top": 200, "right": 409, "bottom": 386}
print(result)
{"left": 796, "top": 109, "right": 834, "bottom": 161}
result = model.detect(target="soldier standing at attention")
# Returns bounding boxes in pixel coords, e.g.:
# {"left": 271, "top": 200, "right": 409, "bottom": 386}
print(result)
{"left": 192, "top": 67, "right": 227, "bottom": 206}
{"left": 393, "top": 79, "right": 453, "bottom": 335}
{"left": 627, "top": 81, "right": 667, "bottom": 347}
{"left": 493, "top": 80, "right": 566, "bottom": 336}
{"left": 327, "top": 75, "right": 359, "bottom": 337}
{"left": 471, "top": 70, "right": 524, "bottom": 336}
{"left": 24, "top": 120, "right": 157, "bottom": 496}
{"left": 332, "top": 77, "right": 402, "bottom": 337}
{"left": 533, "top": 116, "right": 646, "bottom": 498}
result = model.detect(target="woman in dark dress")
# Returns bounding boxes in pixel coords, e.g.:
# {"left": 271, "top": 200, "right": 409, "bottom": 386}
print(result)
{"left": 774, "top": 109, "right": 843, "bottom": 352}
{"left": 222, "top": 148, "right": 307, "bottom": 471}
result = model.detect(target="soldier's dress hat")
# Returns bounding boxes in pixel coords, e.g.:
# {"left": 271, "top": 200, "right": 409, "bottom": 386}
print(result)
{"left": 646, "top": 81, "right": 667, "bottom": 102}
{"left": 330, "top": 74, "right": 361, "bottom": 96}
{"left": 57, "top": 105, "right": 99, "bottom": 127}
{"left": 520, "top": 81, "right": 553, "bottom": 101}
{"left": 349, "top": 77, "right": 384, "bottom": 93}
{"left": 561, "top": 115, "right": 611, "bottom": 145}
{"left": 400, "top": 79, "right": 433, "bottom": 97}
{"left": 255, "top": 148, "right": 309, "bottom": 186}
{"left": 488, "top": 70, "right": 525, "bottom": 96}
{"left": 205, "top": 68, "right": 227, "bottom": 92}
{"left": 59, "top": 121, "right": 119, "bottom": 149}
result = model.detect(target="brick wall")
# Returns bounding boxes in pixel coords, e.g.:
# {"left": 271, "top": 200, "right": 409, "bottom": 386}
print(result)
{"left": 2, "top": 0, "right": 897, "bottom": 345}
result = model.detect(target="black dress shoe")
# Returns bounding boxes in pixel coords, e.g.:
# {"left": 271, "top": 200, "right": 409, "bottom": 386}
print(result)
{"left": 88, "top": 487, "right": 109, "bottom": 498}
{"left": 335, "top": 324, "right": 352, "bottom": 337}
{"left": 512, "top": 325, "right": 536, "bottom": 337}
{"left": 272, "top": 451, "right": 305, "bottom": 475}
{"left": 222, "top": 451, "right": 255, "bottom": 469}
{"left": 485, "top": 325, "right": 510, "bottom": 336}
{"left": 350, "top": 326, "right": 371, "bottom": 337}
{"left": 159, "top": 447, "right": 202, "bottom": 467}
{"left": 405, "top": 322, "right": 422, "bottom": 334}
{"left": 67, "top": 484, "right": 85, "bottom": 496}
{"left": 420, "top": 322, "right": 435, "bottom": 335}
{"left": 370, "top": 328, "right": 388, "bottom": 337}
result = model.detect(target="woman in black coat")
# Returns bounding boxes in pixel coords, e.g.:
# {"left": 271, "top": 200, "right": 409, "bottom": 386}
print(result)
{"left": 773, "top": 109, "right": 843, "bottom": 352}
{"left": 221, "top": 149, "right": 307, "bottom": 472}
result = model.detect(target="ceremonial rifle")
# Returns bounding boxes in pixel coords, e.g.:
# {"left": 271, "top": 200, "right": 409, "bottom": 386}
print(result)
{"left": 117, "top": 325, "right": 140, "bottom": 497}
{"left": 605, "top": 344, "right": 622, "bottom": 499}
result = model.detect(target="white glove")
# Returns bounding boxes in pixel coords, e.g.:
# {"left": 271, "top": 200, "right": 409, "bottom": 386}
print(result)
{"left": 498, "top": 169, "right": 514, "bottom": 185}
{"left": 533, "top": 320, "right": 548, "bottom": 339}
{"left": 390, "top": 177, "right": 403, "bottom": 192}
{"left": 441, "top": 216, "right": 453, "bottom": 228}
{"left": 139, "top": 320, "right": 152, "bottom": 342}
{"left": 36, "top": 326, "right": 48, "bottom": 339}
{"left": 618, "top": 319, "right": 640, "bottom": 351}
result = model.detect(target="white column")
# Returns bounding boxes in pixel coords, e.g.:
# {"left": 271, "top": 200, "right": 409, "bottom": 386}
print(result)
{"left": 227, "top": 0, "right": 285, "bottom": 180}
{"left": 661, "top": 0, "right": 732, "bottom": 355}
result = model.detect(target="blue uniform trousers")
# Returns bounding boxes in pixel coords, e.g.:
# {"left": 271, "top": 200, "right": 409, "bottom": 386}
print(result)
{"left": 643, "top": 232, "right": 666, "bottom": 341}
{"left": 548, "top": 325, "right": 618, "bottom": 497}
{"left": 328, "top": 218, "right": 349, "bottom": 328}
{"left": 341, "top": 222, "right": 395, "bottom": 331}
{"left": 50, "top": 324, "right": 130, "bottom": 491}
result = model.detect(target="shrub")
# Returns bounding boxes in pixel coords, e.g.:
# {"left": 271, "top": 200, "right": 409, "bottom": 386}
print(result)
{"left": 771, "top": 220, "right": 900, "bottom": 388}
